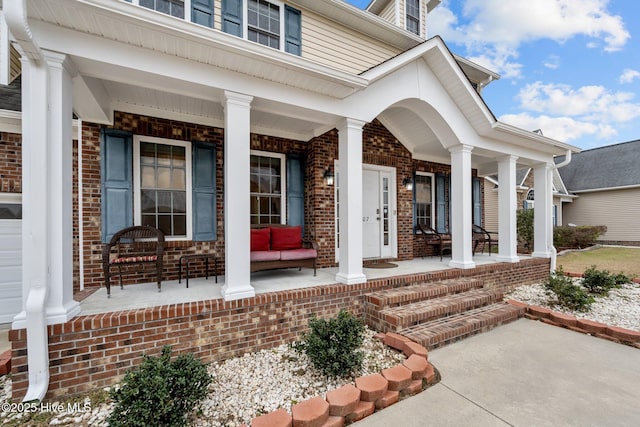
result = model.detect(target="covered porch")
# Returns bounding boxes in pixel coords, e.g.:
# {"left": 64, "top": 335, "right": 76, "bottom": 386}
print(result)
{"left": 79, "top": 254, "right": 518, "bottom": 315}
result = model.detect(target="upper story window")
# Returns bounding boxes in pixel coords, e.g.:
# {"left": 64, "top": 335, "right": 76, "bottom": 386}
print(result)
{"left": 127, "top": 0, "right": 215, "bottom": 28}
{"left": 406, "top": 0, "right": 420, "bottom": 36}
{"left": 138, "top": 0, "right": 185, "bottom": 18}
{"left": 222, "top": 0, "right": 302, "bottom": 55}
{"left": 248, "top": 0, "right": 280, "bottom": 49}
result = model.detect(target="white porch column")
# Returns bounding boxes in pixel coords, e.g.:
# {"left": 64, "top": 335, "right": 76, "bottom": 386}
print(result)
{"left": 533, "top": 163, "right": 554, "bottom": 258}
{"left": 496, "top": 155, "right": 520, "bottom": 263}
{"left": 336, "top": 118, "right": 367, "bottom": 285}
{"left": 448, "top": 145, "right": 475, "bottom": 269}
{"left": 44, "top": 52, "right": 81, "bottom": 323}
{"left": 221, "top": 91, "right": 255, "bottom": 301}
{"left": 14, "top": 51, "right": 80, "bottom": 329}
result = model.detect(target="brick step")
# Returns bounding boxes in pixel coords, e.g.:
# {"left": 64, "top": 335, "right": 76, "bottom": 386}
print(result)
{"left": 400, "top": 303, "right": 525, "bottom": 350}
{"left": 364, "top": 278, "right": 485, "bottom": 310}
{"left": 378, "top": 289, "right": 503, "bottom": 331}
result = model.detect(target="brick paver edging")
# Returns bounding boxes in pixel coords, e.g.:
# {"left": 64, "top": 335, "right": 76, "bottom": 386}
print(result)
{"left": 242, "top": 333, "right": 438, "bottom": 427}
{"left": 506, "top": 300, "right": 640, "bottom": 349}
{"left": 564, "top": 271, "right": 640, "bottom": 284}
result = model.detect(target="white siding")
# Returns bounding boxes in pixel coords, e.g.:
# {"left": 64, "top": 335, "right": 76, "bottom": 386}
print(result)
{"left": 483, "top": 179, "right": 498, "bottom": 231}
{"left": 299, "top": 9, "right": 402, "bottom": 74}
{"left": 562, "top": 188, "right": 640, "bottom": 243}
{"left": 379, "top": 1, "right": 397, "bottom": 24}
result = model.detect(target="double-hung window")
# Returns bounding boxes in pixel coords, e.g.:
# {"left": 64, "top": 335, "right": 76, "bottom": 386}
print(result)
{"left": 406, "top": 0, "right": 420, "bottom": 36}
{"left": 138, "top": 0, "right": 185, "bottom": 19}
{"left": 248, "top": 0, "right": 281, "bottom": 49}
{"left": 134, "top": 136, "right": 192, "bottom": 239}
{"left": 250, "top": 151, "right": 286, "bottom": 225}
{"left": 222, "top": 0, "right": 302, "bottom": 55}
{"left": 126, "top": 0, "right": 215, "bottom": 28}
{"left": 414, "top": 172, "right": 434, "bottom": 229}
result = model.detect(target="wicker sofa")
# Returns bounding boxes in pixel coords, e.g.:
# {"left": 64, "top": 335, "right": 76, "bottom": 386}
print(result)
{"left": 250, "top": 224, "right": 318, "bottom": 276}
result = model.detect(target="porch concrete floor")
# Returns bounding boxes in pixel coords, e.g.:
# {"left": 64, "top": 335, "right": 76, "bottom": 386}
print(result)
{"left": 78, "top": 254, "right": 515, "bottom": 316}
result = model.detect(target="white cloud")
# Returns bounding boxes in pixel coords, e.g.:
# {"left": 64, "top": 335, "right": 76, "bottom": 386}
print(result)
{"left": 429, "top": 0, "right": 630, "bottom": 77}
{"left": 620, "top": 69, "right": 640, "bottom": 84}
{"left": 543, "top": 55, "right": 560, "bottom": 69}
{"left": 499, "top": 112, "right": 617, "bottom": 142}
{"left": 516, "top": 82, "right": 640, "bottom": 123}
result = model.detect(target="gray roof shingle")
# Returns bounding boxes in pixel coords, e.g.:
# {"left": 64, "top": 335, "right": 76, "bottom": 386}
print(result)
{"left": 0, "top": 76, "right": 22, "bottom": 111}
{"left": 556, "top": 140, "right": 640, "bottom": 192}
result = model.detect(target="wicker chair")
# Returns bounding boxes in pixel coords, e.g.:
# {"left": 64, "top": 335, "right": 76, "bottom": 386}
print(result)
{"left": 472, "top": 224, "right": 498, "bottom": 255}
{"left": 417, "top": 223, "right": 452, "bottom": 261}
{"left": 102, "top": 225, "right": 165, "bottom": 297}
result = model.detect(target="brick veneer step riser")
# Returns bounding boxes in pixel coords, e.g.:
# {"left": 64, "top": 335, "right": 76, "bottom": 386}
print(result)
{"left": 364, "top": 278, "right": 485, "bottom": 310}
{"left": 378, "top": 289, "right": 504, "bottom": 332}
{"left": 401, "top": 304, "right": 525, "bottom": 350}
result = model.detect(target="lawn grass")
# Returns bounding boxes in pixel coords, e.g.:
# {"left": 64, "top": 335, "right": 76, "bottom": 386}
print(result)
{"left": 557, "top": 246, "right": 640, "bottom": 278}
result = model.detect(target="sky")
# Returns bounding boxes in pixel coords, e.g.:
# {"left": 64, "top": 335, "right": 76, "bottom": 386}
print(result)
{"left": 345, "top": 0, "right": 640, "bottom": 150}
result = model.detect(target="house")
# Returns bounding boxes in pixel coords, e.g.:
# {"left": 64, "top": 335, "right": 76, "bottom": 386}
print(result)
{"left": 1, "top": 0, "right": 578, "bottom": 401}
{"left": 483, "top": 166, "right": 577, "bottom": 233}
{"left": 556, "top": 140, "right": 640, "bottom": 245}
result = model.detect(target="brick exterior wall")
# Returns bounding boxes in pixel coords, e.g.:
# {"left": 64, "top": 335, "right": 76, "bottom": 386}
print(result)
{"left": 0, "top": 132, "right": 21, "bottom": 193}
{"left": 2, "top": 115, "right": 484, "bottom": 289}
{"left": 8, "top": 257, "right": 551, "bottom": 400}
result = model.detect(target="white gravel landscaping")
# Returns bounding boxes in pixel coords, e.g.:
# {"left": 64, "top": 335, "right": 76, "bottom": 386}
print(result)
{"left": 0, "top": 327, "right": 406, "bottom": 427}
{"left": 507, "top": 281, "right": 640, "bottom": 331}
{"left": 2, "top": 278, "right": 639, "bottom": 426}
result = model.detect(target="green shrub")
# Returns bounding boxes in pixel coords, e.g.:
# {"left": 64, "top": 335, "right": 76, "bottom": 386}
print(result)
{"left": 517, "top": 209, "right": 534, "bottom": 250}
{"left": 581, "top": 265, "right": 618, "bottom": 296}
{"left": 543, "top": 268, "right": 594, "bottom": 312}
{"left": 108, "top": 346, "right": 212, "bottom": 427}
{"left": 553, "top": 225, "right": 606, "bottom": 249}
{"left": 613, "top": 272, "right": 631, "bottom": 286}
{"left": 298, "top": 309, "right": 365, "bottom": 378}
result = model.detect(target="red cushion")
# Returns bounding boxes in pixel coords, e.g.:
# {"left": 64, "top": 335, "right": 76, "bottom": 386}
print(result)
{"left": 111, "top": 255, "right": 158, "bottom": 264}
{"left": 251, "top": 228, "right": 271, "bottom": 251}
{"left": 280, "top": 248, "right": 317, "bottom": 261}
{"left": 250, "top": 251, "right": 281, "bottom": 262}
{"left": 270, "top": 226, "right": 302, "bottom": 250}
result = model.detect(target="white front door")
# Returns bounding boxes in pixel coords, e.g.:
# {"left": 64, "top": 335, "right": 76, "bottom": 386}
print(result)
{"left": 362, "top": 167, "right": 397, "bottom": 259}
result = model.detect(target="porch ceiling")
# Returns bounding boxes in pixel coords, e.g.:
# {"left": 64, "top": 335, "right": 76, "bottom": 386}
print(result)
{"left": 94, "top": 75, "right": 339, "bottom": 140}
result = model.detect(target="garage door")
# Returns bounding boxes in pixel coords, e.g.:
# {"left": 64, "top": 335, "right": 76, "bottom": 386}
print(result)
{"left": 0, "top": 200, "right": 22, "bottom": 323}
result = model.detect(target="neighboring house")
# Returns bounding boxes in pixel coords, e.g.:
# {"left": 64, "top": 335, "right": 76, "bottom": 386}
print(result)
{"left": 556, "top": 140, "right": 640, "bottom": 245}
{"left": 483, "top": 167, "right": 577, "bottom": 231}
{"left": 1, "top": 0, "right": 577, "bottom": 400}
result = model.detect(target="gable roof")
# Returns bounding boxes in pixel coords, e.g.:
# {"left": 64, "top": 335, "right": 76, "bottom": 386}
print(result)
{"left": 556, "top": 139, "right": 640, "bottom": 192}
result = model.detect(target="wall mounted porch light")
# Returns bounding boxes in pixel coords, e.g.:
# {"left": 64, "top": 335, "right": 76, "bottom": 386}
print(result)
{"left": 402, "top": 177, "right": 413, "bottom": 191}
{"left": 323, "top": 167, "right": 335, "bottom": 186}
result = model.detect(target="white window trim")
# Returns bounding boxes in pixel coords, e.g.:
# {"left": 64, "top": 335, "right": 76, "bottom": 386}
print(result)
{"left": 133, "top": 135, "right": 193, "bottom": 241}
{"left": 405, "top": 0, "right": 422, "bottom": 37}
{"left": 250, "top": 150, "right": 287, "bottom": 224}
{"left": 243, "top": 0, "right": 287, "bottom": 52}
{"left": 415, "top": 171, "right": 435, "bottom": 229}
{"left": 129, "top": 0, "right": 192, "bottom": 21}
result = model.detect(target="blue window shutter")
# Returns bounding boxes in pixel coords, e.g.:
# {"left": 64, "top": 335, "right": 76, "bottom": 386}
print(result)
{"left": 192, "top": 0, "right": 214, "bottom": 28}
{"left": 101, "top": 129, "right": 133, "bottom": 243}
{"left": 411, "top": 172, "right": 417, "bottom": 233}
{"left": 284, "top": 5, "right": 302, "bottom": 55}
{"left": 473, "top": 177, "right": 482, "bottom": 226}
{"left": 192, "top": 142, "right": 217, "bottom": 241}
{"left": 287, "top": 154, "right": 304, "bottom": 233}
{"left": 436, "top": 173, "right": 447, "bottom": 233}
{"left": 222, "top": 0, "right": 242, "bottom": 37}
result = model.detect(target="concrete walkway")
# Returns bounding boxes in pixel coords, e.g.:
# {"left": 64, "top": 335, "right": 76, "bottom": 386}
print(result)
{"left": 357, "top": 319, "right": 640, "bottom": 426}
